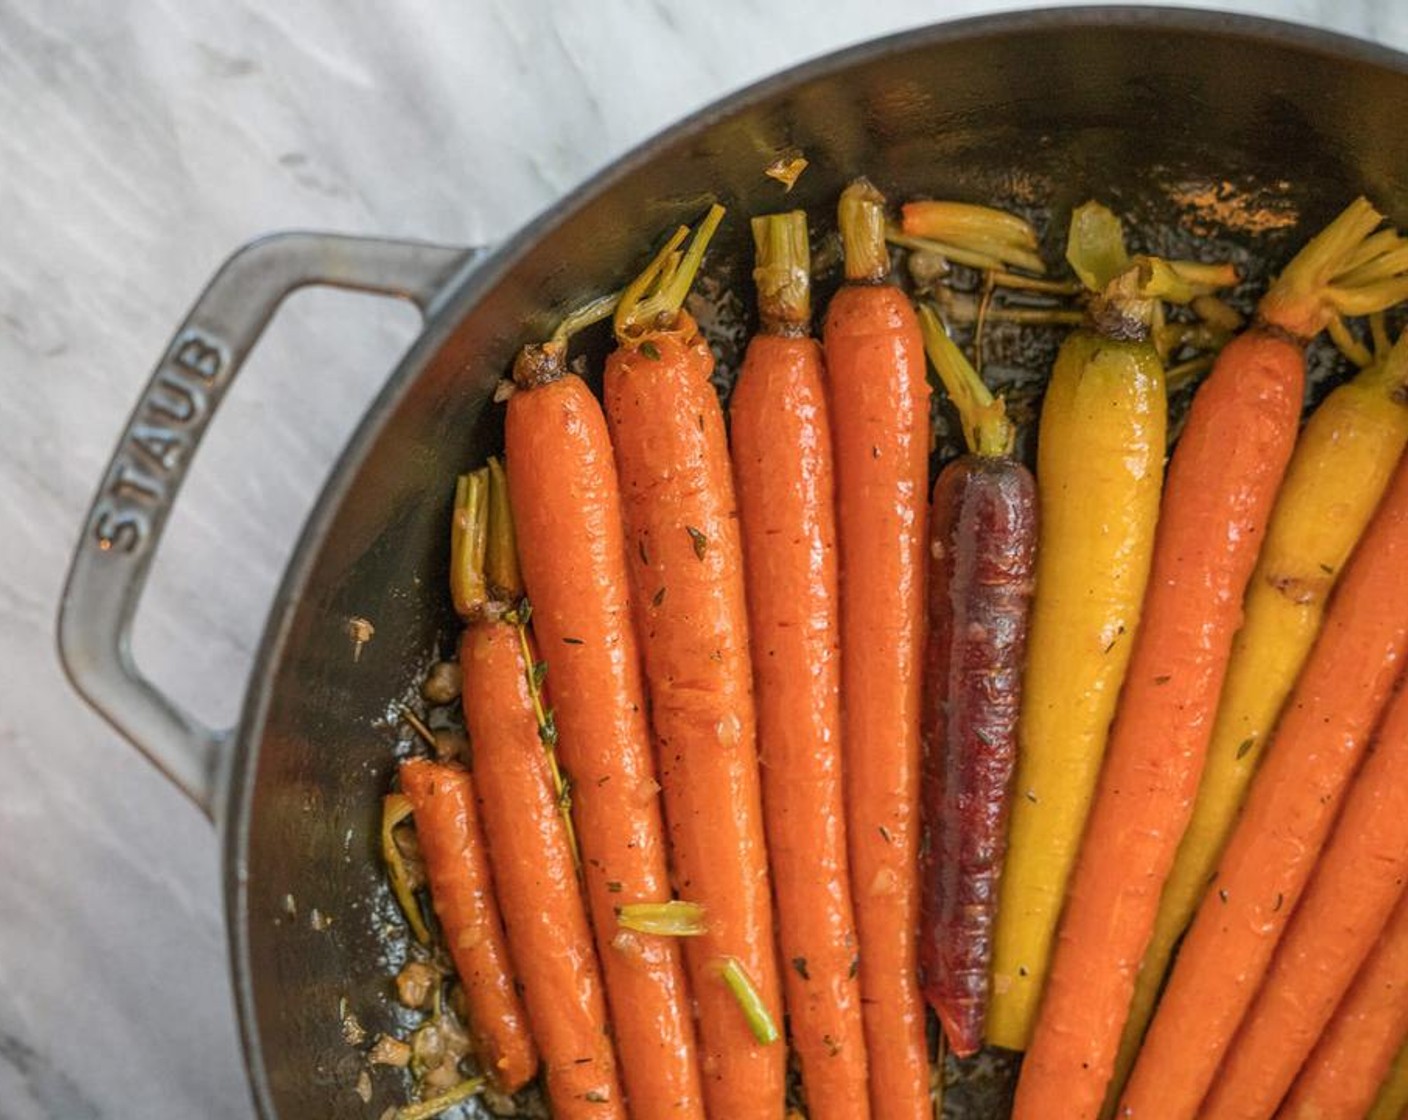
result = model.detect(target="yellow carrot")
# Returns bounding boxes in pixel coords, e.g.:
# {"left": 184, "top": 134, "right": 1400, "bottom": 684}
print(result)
{"left": 988, "top": 205, "right": 1167, "bottom": 1051}
{"left": 1105, "top": 326, "right": 1408, "bottom": 1108}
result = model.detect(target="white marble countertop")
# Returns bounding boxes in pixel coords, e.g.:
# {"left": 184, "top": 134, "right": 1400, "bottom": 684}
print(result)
{"left": 3, "top": 1, "right": 1406, "bottom": 1117}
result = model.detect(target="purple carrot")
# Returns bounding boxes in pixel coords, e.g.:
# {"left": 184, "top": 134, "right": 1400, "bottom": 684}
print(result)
{"left": 917, "top": 305, "right": 1038, "bottom": 1057}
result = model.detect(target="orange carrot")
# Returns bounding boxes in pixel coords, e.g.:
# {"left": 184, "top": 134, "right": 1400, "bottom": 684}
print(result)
{"left": 1118, "top": 200, "right": 1408, "bottom": 1120}
{"left": 506, "top": 324, "right": 705, "bottom": 1111}
{"left": 1277, "top": 890, "right": 1408, "bottom": 1120}
{"left": 398, "top": 757, "right": 539, "bottom": 1093}
{"left": 731, "top": 211, "right": 870, "bottom": 1120}
{"left": 604, "top": 206, "right": 785, "bottom": 1120}
{"left": 823, "top": 180, "right": 932, "bottom": 1120}
{"left": 451, "top": 465, "right": 624, "bottom": 1118}
{"left": 1198, "top": 678, "right": 1408, "bottom": 1120}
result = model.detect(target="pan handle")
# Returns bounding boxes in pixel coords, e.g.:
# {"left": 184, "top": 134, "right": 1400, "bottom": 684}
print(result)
{"left": 57, "top": 232, "right": 478, "bottom": 820}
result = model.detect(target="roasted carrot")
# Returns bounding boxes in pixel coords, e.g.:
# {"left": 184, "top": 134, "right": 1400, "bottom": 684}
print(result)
{"left": 397, "top": 757, "right": 539, "bottom": 1093}
{"left": 1197, "top": 678, "right": 1408, "bottom": 1120}
{"left": 730, "top": 211, "right": 870, "bottom": 1120}
{"left": 824, "top": 179, "right": 932, "bottom": 1120}
{"left": 1368, "top": 1042, "right": 1408, "bottom": 1120}
{"left": 1119, "top": 199, "right": 1408, "bottom": 1120}
{"left": 1278, "top": 889, "right": 1408, "bottom": 1120}
{"left": 1014, "top": 213, "right": 1321, "bottom": 1118}
{"left": 506, "top": 309, "right": 705, "bottom": 1115}
{"left": 917, "top": 305, "right": 1037, "bottom": 1059}
{"left": 603, "top": 205, "right": 785, "bottom": 1120}
{"left": 450, "top": 464, "right": 624, "bottom": 1118}
{"left": 991, "top": 201, "right": 1233, "bottom": 1051}
{"left": 1108, "top": 321, "right": 1408, "bottom": 1108}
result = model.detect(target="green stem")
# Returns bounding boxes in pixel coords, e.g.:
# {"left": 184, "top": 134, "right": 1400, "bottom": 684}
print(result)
{"left": 751, "top": 211, "right": 811, "bottom": 332}
{"left": 514, "top": 621, "right": 580, "bottom": 871}
{"left": 449, "top": 472, "right": 490, "bottom": 620}
{"left": 1259, "top": 197, "right": 1408, "bottom": 338}
{"left": 615, "top": 900, "right": 707, "bottom": 936}
{"left": 839, "top": 179, "right": 891, "bottom": 283}
{"left": 615, "top": 205, "right": 726, "bottom": 341}
{"left": 484, "top": 457, "right": 522, "bottom": 601}
{"left": 551, "top": 290, "right": 622, "bottom": 347}
{"left": 886, "top": 228, "right": 1046, "bottom": 277}
{"left": 719, "top": 957, "right": 780, "bottom": 1045}
{"left": 382, "top": 794, "right": 431, "bottom": 944}
{"left": 917, "top": 305, "right": 1014, "bottom": 457}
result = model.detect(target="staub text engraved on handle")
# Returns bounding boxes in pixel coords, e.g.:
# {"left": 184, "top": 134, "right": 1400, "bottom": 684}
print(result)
{"left": 92, "top": 330, "right": 228, "bottom": 554}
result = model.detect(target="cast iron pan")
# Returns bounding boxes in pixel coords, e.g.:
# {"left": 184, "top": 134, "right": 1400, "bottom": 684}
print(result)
{"left": 58, "top": 7, "right": 1408, "bottom": 1117}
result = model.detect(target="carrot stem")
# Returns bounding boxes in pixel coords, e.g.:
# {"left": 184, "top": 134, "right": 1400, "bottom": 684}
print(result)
{"left": 382, "top": 793, "right": 431, "bottom": 944}
{"left": 615, "top": 204, "right": 725, "bottom": 341}
{"left": 550, "top": 290, "right": 622, "bottom": 347}
{"left": 751, "top": 211, "right": 811, "bottom": 332}
{"left": 720, "top": 958, "right": 781, "bottom": 1045}
{"left": 887, "top": 228, "right": 1047, "bottom": 277}
{"left": 918, "top": 304, "right": 1014, "bottom": 457}
{"left": 450, "top": 472, "right": 490, "bottom": 620}
{"left": 839, "top": 179, "right": 891, "bottom": 283}
{"left": 1258, "top": 197, "right": 1408, "bottom": 338}
{"left": 485, "top": 457, "right": 522, "bottom": 600}
{"left": 616, "top": 901, "right": 708, "bottom": 937}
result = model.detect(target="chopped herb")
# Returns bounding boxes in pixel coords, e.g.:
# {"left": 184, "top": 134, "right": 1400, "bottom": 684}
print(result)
{"left": 878, "top": 825, "right": 892, "bottom": 844}
{"left": 720, "top": 957, "right": 780, "bottom": 1045}
{"left": 686, "top": 525, "right": 709, "bottom": 560}
{"left": 1319, "top": 562, "right": 1335, "bottom": 575}
{"left": 1218, "top": 888, "right": 1230, "bottom": 903}
{"left": 652, "top": 586, "right": 667, "bottom": 608}
{"left": 517, "top": 598, "right": 533, "bottom": 625}
{"left": 1025, "top": 789, "right": 1038, "bottom": 803}
{"left": 563, "top": 636, "right": 585, "bottom": 645}
{"left": 585, "top": 1090, "right": 609, "bottom": 1103}
{"left": 1018, "top": 965, "right": 1029, "bottom": 978}
{"left": 696, "top": 413, "right": 705, "bottom": 432}
{"left": 848, "top": 955, "right": 860, "bottom": 980}
{"left": 616, "top": 900, "right": 707, "bottom": 936}
{"left": 1273, "top": 892, "right": 1284, "bottom": 912}
{"left": 531, "top": 660, "right": 549, "bottom": 688}
{"left": 1236, "top": 736, "right": 1256, "bottom": 760}
{"left": 639, "top": 341, "right": 661, "bottom": 360}
{"left": 871, "top": 445, "right": 880, "bottom": 459}
{"left": 638, "top": 539, "right": 650, "bottom": 566}
{"left": 791, "top": 956, "right": 811, "bottom": 981}
{"left": 709, "top": 649, "right": 722, "bottom": 662}
{"left": 606, "top": 881, "right": 623, "bottom": 894}
{"left": 1153, "top": 674, "right": 1172, "bottom": 685}
{"left": 823, "top": 1033, "right": 841, "bottom": 1057}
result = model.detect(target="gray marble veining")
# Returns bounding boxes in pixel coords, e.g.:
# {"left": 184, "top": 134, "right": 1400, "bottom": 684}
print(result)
{"left": 2, "top": 2, "right": 1405, "bottom": 1117}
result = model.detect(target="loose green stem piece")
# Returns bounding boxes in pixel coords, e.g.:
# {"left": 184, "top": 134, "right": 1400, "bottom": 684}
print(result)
{"left": 615, "top": 900, "right": 707, "bottom": 937}
{"left": 918, "top": 304, "right": 1014, "bottom": 458}
{"left": 751, "top": 211, "right": 811, "bottom": 333}
{"left": 395, "top": 1077, "right": 486, "bottom": 1120}
{"left": 450, "top": 472, "right": 490, "bottom": 620}
{"left": 719, "top": 957, "right": 780, "bottom": 1045}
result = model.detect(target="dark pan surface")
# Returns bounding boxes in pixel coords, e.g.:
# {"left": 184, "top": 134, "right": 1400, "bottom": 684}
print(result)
{"left": 221, "top": 9, "right": 1408, "bottom": 1117}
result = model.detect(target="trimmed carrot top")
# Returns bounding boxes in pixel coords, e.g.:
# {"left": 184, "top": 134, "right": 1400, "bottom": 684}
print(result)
{"left": 751, "top": 210, "right": 811, "bottom": 333}
{"left": 614, "top": 203, "right": 726, "bottom": 342}
{"left": 917, "top": 303, "right": 1014, "bottom": 458}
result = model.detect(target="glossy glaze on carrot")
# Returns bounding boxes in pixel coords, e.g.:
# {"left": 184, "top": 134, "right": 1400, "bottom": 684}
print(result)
{"left": 398, "top": 757, "right": 539, "bottom": 1093}
{"left": 824, "top": 180, "right": 932, "bottom": 1120}
{"left": 1279, "top": 890, "right": 1408, "bottom": 1120}
{"left": 606, "top": 208, "right": 784, "bottom": 1120}
{"left": 731, "top": 212, "right": 869, "bottom": 1120}
{"left": 1198, "top": 671, "right": 1408, "bottom": 1120}
{"left": 460, "top": 618, "right": 624, "bottom": 1118}
{"left": 506, "top": 361, "right": 705, "bottom": 1118}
